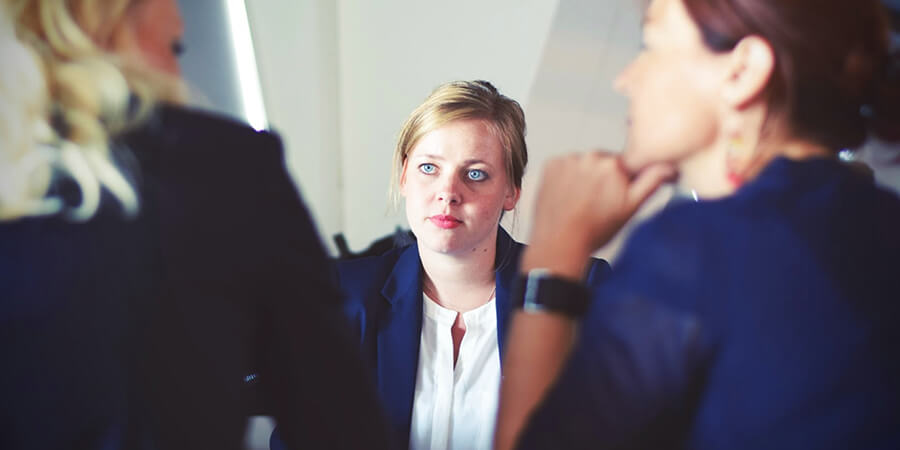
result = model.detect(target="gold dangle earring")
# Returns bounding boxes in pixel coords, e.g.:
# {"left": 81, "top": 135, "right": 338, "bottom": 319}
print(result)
{"left": 725, "top": 135, "right": 748, "bottom": 188}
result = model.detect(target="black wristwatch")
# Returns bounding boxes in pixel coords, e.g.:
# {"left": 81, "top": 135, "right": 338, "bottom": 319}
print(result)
{"left": 513, "top": 269, "right": 591, "bottom": 318}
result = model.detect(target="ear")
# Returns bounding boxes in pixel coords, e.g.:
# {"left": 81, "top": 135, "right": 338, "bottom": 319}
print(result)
{"left": 721, "top": 35, "right": 775, "bottom": 109}
{"left": 502, "top": 186, "right": 521, "bottom": 211}
{"left": 108, "top": 15, "right": 138, "bottom": 53}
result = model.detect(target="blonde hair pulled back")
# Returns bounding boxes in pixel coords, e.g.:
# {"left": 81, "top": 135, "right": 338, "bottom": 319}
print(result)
{"left": 1, "top": 0, "right": 183, "bottom": 221}
{"left": 390, "top": 80, "right": 528, "bottom": 209}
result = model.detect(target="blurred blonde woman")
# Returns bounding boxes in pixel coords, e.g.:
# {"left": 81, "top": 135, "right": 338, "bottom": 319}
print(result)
{"left": 0, "top": 1, "right": 388, "bottom": 449}
{"left": 0, "top": 0, "right": 184, "bottom": 222}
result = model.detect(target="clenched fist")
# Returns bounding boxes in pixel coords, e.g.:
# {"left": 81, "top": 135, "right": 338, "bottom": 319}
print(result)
{"left": 523, "top": 152, "right": 675, "bottom": 280}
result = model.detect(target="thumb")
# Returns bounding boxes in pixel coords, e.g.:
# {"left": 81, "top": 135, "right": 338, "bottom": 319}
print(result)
{"left": 626, "top": 163, "right": 676, "bottom": 210}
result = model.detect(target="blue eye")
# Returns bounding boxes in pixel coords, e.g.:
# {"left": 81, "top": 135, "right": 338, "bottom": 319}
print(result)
{"left": 419, "top": 163, "right": 436, "bottom": 174}
{"left": 467, "top": 169, "right": 487, "bottom": 181}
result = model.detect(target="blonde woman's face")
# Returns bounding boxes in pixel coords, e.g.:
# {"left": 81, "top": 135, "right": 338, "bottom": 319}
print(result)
{"left": 118, "top": 0, "right": 184, "bottom": 74}
{"left": 400, "top": 119, "right": 520, "bottom": 255}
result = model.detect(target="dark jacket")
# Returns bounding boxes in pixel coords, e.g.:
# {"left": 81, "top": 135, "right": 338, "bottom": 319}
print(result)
{"left": 521, "top": 157, "right": 900, "bottom": 449}
{"left": 335, "top": 227, "right": 610, "bottom": 447}
{"left": 0, "top": 105, "right": 388, "bottom": 450}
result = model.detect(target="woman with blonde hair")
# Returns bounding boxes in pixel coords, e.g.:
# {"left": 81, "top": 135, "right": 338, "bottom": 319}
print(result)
{"left": 0, "top": 1, "right": 388, "bottom": 449}
{"left": 272, "top": 80, "right": 609, "bottom": 450}
{"left": 496, "top": 0, "right": 900, "bottom": 448}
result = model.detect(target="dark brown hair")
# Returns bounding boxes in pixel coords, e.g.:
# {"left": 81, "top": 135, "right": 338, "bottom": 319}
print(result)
{"left": 682, "top": 0, "right": 900, "bottom": 149}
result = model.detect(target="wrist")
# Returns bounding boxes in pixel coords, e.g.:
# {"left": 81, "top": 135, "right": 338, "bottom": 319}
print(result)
{"left": 513, "top": 268, "right": 591, "bottom": 318}
{"left": 521, "top": 240, "right": 593, "bottom": 281}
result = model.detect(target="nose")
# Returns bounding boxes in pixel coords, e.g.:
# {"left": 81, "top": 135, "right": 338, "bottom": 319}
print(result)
{"left": 437, "top": 190, "right": 461, "bottom": 205}
{"left": 436, "top": 176, "right": 462, "bottom": 205}
{"left": 613, "top": 59, "right": 636, "bottom": 95}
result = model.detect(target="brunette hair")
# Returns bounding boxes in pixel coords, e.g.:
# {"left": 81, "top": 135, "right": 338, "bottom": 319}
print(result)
{"left": 682, "top": 0, "right": 900, "bottom": 150}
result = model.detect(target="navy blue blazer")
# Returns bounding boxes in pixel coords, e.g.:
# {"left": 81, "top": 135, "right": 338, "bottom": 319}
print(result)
{"left": 520, "top": 157, "right": 900, "bottom": 449}
{"left": 336, "top": 227, "right": 611, "bottom": 447}
{"left": 1, "top": 105, "right": 389, "bottom": 450}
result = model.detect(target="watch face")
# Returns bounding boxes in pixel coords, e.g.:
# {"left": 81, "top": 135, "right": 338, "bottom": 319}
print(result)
{"left": 518, "top": 269, "right": 590, "bottom": 318}
{"left": 523, "top": 269, "right": 551, "bottom": 310}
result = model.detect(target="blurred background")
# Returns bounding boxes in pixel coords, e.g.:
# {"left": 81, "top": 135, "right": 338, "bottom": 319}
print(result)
{"left": 172, "top": 1, "right": 899, "bottom": 449}
{"left": 175, "top": 0, "right": 642, "bottom": 261}
{"left": 176, "top": 0, "right": 900, "bottom": 262}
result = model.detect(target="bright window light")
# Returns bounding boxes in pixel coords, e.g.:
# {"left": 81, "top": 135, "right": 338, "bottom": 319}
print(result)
{"left": 225, "top": 0, "right": 268, "bottom": 131}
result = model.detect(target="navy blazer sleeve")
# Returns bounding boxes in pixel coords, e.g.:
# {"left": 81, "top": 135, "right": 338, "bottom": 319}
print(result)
{"left": 248, "top": 136, "right": 390, "bottom": 450}
{"left": 131, "top": 106, "right": 390, "bottom": 450}
{"left": 517, "top": 158, "right": 900, "bottom": 449}
{"left": 517, "top": 212, "right": 710, "bottom": 450}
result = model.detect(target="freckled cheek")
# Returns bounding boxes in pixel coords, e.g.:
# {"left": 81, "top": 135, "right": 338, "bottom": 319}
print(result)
{"left": 472, "top": 196, "right": 507, "bottom": 221}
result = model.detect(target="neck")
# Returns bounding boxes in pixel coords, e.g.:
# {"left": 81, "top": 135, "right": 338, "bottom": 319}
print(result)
{"left": 419, "top": 232, "right": 498, "bottom": 313}
{"left": 677, "top": 141, "right": 735, "bottom": 199}
{"left": 767, "top": 138, "right": 832, "bottom": 162}
{"left": 741, "top": 137, "right": 833, "bottom": 181}
{"left": 677, "top": 135, "right": 832, "bottom": 199}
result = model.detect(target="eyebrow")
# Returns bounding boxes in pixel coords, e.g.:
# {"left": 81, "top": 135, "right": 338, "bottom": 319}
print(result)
{"left": 412, "top": 153, "right": 445, "bottom": 161}
{"left": 411, "top": 154, "right": 491, "bottom": 166}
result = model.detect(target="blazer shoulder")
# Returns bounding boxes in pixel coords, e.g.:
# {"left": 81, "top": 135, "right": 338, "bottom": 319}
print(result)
{"left": 123, "top": 104, "right": 284, "bottom": 169}
{"left": 335, "top": 245, "right": 418, "bottom": 350}
{"left": 336, "top": 245, "right": 411, "bottom": 300}
{"left": 500, "top": 232, "right": 610, "bottom": 289}
{"left": 158, "top": 104, "right": 278, "bottom": 143}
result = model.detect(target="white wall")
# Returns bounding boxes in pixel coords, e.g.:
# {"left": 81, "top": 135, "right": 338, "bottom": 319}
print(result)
{"left": 243, "top": 0, "right": 645, "bottom": 255}
{"left": 513, "top": 0, "right": 640, "bottom": 243}
{"left": 195, "top": 0, "right": 899, "bottom": 261}
{"left": 177, "top": 0, "right": 245, "bottom": 122}
{"left": 335, "top": 0, "right": 561, "bottom": 252}
{"left": 245, "top": 0, "right": 343, "bottom": 251}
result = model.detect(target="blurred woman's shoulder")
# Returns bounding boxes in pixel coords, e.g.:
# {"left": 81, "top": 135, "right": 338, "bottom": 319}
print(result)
{"left": 123, "top": 105, "right": 282, "bottom": 157}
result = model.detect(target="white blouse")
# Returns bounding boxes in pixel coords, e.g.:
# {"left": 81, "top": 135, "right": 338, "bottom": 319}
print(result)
{"left": 409, "top": 293, "right": 502, "bottom": 450}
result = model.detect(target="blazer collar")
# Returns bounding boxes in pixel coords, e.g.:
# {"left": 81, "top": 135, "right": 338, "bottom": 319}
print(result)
{"left": 378, "top": 242, "right": 424, "bottom": 442}
{"left": 376, "top": 227, "right": 522, "bottom": 437}
{"left": 494, "top": 227, "right": 522, "bottom": 361}
{"left": 380, "top": 226, "right": 520, "bottom": 307}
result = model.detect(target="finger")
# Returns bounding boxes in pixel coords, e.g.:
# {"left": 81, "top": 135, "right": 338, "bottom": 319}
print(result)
{"left": 588, "top": 149, "right": 619, "bottom": 158}
{"left": 626, "top": 163, "right": 676, "bottom": 209}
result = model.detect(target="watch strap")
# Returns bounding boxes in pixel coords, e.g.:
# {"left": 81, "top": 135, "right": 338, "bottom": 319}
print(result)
{"left": 513, "top": 268, "right": 591, "bottom": 318}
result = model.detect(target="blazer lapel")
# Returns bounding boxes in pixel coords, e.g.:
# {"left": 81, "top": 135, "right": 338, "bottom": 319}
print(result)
{"left": 494, "top": 227, "right": 522, "bottom": 362}
{"left": 378, "top": 243, "right": 424, "bottom": 442}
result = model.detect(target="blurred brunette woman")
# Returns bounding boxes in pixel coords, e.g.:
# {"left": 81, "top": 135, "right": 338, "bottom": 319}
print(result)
{"left": 496, "top": 0, "right": 900, "bottom": 448}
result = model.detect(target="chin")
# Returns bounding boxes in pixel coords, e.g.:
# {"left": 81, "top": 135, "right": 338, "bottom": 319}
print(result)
{"left": 418, "top": 231, "right": 462, "bottom": 254}
{"left": 620, "top": 147, "right": 651, "bottom": 174}
{"left": 623, "top": 142, "right": 690, "bottom": 175}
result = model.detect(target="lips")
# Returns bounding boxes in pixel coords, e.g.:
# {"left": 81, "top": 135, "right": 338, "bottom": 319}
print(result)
{"left": 428, "top": 214, "right": 462, "bottom": 229}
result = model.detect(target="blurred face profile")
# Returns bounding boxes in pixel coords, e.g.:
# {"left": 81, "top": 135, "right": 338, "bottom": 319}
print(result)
{"left": 614, "top": 0, "right": 726, "bottom": 172}
{"left": 400, "top": 119, "right": 519, "bottom": 255}
{"left": 119, "top": 0, "right": 184, "bottom": 75}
